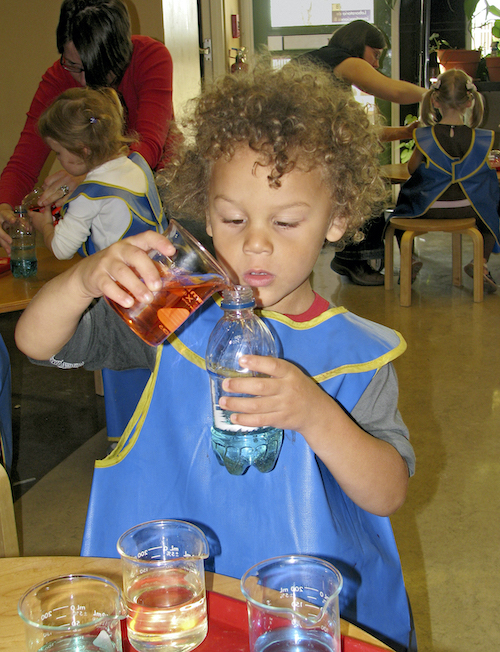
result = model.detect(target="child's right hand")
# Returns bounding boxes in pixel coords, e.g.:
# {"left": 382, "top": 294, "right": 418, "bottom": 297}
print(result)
{"left": 15, "top": 230, "right": 177, "bottom": 361}
{"left": 74, "top": 231, "right": 176, "bottom": 306}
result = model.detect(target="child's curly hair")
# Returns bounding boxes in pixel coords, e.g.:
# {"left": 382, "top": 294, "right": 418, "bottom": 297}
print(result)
{"left": 157, "top": 58, "right": 388, "bottom": 244}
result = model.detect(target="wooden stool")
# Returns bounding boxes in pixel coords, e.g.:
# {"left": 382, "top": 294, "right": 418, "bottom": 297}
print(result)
{"left": 384, "top": 217, "right": 484, "bottom": 306}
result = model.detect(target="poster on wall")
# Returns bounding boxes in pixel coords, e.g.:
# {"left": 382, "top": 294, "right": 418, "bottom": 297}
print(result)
{"left": 271, "top": 0, "right": 374, "bottom": 28}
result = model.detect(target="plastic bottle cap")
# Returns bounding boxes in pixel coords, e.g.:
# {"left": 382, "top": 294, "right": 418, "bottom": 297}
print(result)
{"left": 220, "top": 285, "right": 255, "bottom": 309}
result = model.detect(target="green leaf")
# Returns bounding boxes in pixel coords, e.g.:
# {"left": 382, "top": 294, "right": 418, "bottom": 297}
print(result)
{"left": 400, "top": 148, "right": 413, "bottom": 163}
{"left": 404, "top": 113, "right": 418, "bottom": 126}
{"left": 488, "top": 5, "right": 500, "bottom": 17}
{"left": 464, "top": 0, "right": 480, "bottom": 22}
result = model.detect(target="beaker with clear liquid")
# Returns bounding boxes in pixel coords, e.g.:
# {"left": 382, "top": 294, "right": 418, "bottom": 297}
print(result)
{"left": 241, "top": 555, "right": 343, "bottom": 652}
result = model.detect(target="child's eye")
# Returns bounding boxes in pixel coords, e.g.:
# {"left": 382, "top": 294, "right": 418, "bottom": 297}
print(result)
{"left": 221, "top": 217, "right": 245, "bottom": 225}
{"left": 274, "top": 220, "right": 299, "bottom": 228}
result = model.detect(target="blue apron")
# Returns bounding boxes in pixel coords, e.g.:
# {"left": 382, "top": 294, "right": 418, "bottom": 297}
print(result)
{"left": 82, "top": 298, "right": 411, "bottom": 650}
{"left": 60, "top": 152, "right": 166, "bottom": 257}
{"left": 394, "top": 126, "right": 500, "bottom": 251}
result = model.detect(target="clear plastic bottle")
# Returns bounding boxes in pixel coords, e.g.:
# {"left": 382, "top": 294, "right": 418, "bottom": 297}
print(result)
{"left": 7, "top": 206, "right": 37, "bottom": 278}
{"left": 205, "top": 285, "right": 283, "bottom": 475}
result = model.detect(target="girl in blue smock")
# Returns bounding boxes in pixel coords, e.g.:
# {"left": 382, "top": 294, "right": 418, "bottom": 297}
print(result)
{"left": 392, "top": 69, "right": 500, "bottom": 291}
{"left": 30, "top": 86, "right": 165, "bottom": 259}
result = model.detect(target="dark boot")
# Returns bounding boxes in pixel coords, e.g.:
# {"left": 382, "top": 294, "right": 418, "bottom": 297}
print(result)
{"left": 330, "top": 258, "right": 384, "bottom": 286}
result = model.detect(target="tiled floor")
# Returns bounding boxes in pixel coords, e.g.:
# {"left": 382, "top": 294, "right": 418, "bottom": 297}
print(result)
{"left": 10, "top": 231, "right": 500, "bottom": 652}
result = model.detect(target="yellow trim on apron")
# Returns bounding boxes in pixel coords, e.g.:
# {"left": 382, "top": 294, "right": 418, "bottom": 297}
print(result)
{"left": 95, "top": 346, "right": 163, "bottom": 467}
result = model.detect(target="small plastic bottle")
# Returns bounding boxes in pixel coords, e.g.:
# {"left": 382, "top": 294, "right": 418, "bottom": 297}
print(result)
{"left": 206, "top": 285, "right": 283, "bottom": 475}
{"left": 8, "top": 206, "right": 37, "bottom": 278}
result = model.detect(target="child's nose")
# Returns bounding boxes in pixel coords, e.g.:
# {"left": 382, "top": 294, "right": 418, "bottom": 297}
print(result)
{"left": 243, "top": 226, "right": 273, "bottom": 254}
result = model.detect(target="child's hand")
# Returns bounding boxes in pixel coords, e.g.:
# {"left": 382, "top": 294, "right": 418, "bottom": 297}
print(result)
{"left": 29, "top": 206, "right": 53, "bottom": 232}
{"left": 74, "top": 231, "right": 176, "bottom": 305}
{"left": 15, "top": 230, "right": 177, "bottom": 362}
{"left": 219, "top": 353, "right": 410, "bottom": 516}
{"left": 219, "top": 354, "right": 324, "bottom": 435}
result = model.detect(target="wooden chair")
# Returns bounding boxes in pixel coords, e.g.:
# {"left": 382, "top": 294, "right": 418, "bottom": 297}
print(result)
{"left": 384, "top": 217, "right": 484, "bottom": 307}
{"left": 0, "top": 462, "right": 19, "bottom": 557}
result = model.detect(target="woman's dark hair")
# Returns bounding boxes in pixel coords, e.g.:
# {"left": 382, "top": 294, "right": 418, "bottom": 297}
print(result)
{"left": 57, "top": 0, "right": 133, "bottom": 87}
{"left": 328, "top": 20, "right": 387, "bottom": 59}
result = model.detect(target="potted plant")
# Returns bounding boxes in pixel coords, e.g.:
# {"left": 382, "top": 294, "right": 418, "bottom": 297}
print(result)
{"left": 466, "top": 1, "right": 500, "bottom": 80}
{"left": 429, "top": 33, "right": 482, "bottom": 78}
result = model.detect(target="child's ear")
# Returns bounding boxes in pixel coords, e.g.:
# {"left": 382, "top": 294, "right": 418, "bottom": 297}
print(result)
{"left": 206, "top": 212, "right": 213, "bottom": 237}
{"left": 325, "top": 216, "right": 346, "bottom": 243}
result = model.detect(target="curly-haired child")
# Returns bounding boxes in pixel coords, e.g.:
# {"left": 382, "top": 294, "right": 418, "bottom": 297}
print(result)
{"left": 31, "top": 86, "right": 165, "bottom": 259}
{"left": 16, "top": 60, "right": 416, "bottom": 652}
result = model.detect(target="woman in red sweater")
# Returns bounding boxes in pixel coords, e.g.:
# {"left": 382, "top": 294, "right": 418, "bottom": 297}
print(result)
{"left": 0, "top": 0, "right": 176, "bottom": 253}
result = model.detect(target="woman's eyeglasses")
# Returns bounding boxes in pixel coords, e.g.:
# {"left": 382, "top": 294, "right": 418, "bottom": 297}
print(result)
{"left": 60, "top": 55, "right": 85, "bottom": 74}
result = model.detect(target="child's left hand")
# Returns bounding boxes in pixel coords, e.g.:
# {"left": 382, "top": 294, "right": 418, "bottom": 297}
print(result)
{"left": 219, "top": 354, "right": 324, "bottom": 435}
{"left": 219, "top": 353, "right": 410, "bottom": 516}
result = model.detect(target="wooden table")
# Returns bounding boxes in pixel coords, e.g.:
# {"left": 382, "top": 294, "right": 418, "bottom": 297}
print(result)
{"left": 0, "top": 244, "right": 79, "bottom": 314}
{"left": 381, "top": 162, "right": 500, "bottom": 184}
{"left": 380, "top": 163, "right": 410, "bottom": 184}
{"left": 0, "top": 556, "right": 394, "bottom": 650}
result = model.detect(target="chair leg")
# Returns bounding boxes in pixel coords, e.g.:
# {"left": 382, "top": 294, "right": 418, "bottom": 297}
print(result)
{"left": 451, "top": 233, "right": 463, "bottom": 287}
{"left": 384, "top": 225, "right": 396, "bottom": 291}
{"left": 468, "top": 227, "right": 484, "bottom": 303}
{"left": 399, "top": 230, "right": 416, "bottom": 307}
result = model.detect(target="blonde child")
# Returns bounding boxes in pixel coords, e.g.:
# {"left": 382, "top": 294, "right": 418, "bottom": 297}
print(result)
{"left": 392, "top": 68, "right": 500, "bottom": 290}
{"left": 16, "top": 61, "right": 415, "bottom": 652}
{"left": 31, "top": 86, "right": 165, "bottom": 259}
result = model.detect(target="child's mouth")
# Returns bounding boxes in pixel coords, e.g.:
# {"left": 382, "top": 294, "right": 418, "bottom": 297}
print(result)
{"left": 243, "top": 270, "right": 275, "bottom": 287}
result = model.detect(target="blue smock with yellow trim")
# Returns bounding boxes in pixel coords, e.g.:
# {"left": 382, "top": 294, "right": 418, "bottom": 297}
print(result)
{"left": 60, "top": 152, "right": 166, "bottom": 257}
{"left": 393, "top": 126, "right": 500, "bottom": 250}
{"left": 82, "top": 297, "right": 411, "bottom": 650}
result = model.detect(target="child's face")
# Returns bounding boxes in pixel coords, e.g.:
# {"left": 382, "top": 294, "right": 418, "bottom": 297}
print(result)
{"left": 45, "top": 137, "right": 88, "bottom": 177}
{"left": 206, "top": 145, "right": 345, "bottom": 314}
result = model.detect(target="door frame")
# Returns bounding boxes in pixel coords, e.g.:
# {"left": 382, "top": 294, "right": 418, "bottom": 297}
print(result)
{"left": 199, "top": 0, "right": 254, "bottom": 83}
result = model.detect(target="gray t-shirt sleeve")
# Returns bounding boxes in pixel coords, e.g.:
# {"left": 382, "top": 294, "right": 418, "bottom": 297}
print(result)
{"left": 29, "top": 298, "right": 156, "bottom": 372}
{"left": 351, "top": 363, "right": 416, "bottom": 476}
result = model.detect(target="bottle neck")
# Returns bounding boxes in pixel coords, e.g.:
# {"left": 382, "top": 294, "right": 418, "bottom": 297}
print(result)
{"left": 223, "top": 306, "right": 255, "bottom": 319}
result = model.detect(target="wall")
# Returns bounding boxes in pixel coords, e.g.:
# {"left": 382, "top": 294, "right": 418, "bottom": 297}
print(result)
{"left": 0, "top": 0, "right": 200, "bottom": 183}
{"left": 225, "top": 0, "right": 242, "bottom": 71}
{"left": 0, "top": 0, "right": 63, "bottom": 175}
{"left": 162, "top": 0, "right": 201, "bottom": 119}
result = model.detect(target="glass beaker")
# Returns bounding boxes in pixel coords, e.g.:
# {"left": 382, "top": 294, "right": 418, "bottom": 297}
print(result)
{"left": 106, "top": 219, "right": 229, "bottom": 346}
{"left": 117, "top": 519, "right": 210, "bottom": 652}
{"left": 18, "top": 574, "right": 123, "bottom": 651}
{"left": 241, "top": 555, "right": 343, "bottom": 652}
